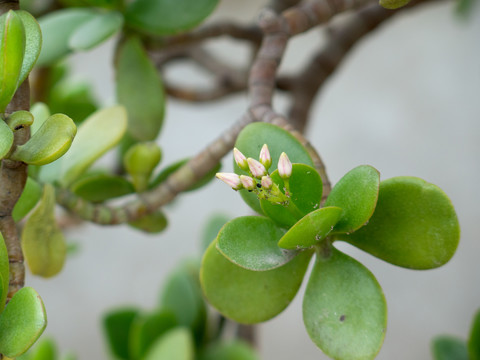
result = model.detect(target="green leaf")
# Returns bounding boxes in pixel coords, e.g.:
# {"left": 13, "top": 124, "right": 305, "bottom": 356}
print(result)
{"left": 103, "top": 307, "right": 140, "bottom": 360}
{"left": 12, "top": 177, "right": 43, "bottom": 222}
{"left": 0, "top": 10, "right": 25, "bottom": 112}
{"left": 201, "top": 240, "right": 312, "bottom": 324}
{"left": 124, "top": 142, "right": 162, "bottom": 192}
{"left": 10, "top": 114, "right": 76, "bottom": 166}
{"left": 70, "top": 173, "right": 134, "bottom": 203}
{"left": 0, "top": 233, "right": 8, "bottom": 311}
{"left": 0, "top": 119, "right": 14, "bottom": 160}
{"left": 432, "top": 336, "right": 468, "bottom": 360}
{"left": 59, "top": 105, "right": 128, "bottom": 187}
{"left": 216, "top": 216, "right": 297, "bottom": 271}
{"left": 379, "top": 0, "right": 412, "bottom": 9}
{"left": 6, "top": 110, "right": 34, "bottom": 131}
{"left": 339, "top": 177, "right": 460, "bottom": 269}
{"left": 37, "top": 8, "right": 95, "bottom": 66}
{"left": 468, "top": 309, "right": 480, "bottom": 360}
{"left": 125, "top": 0, "right": 219, "bottom": 36}
{"left": 0, "top": 287, "right": 47, "bottom": 358}
{"left": 199, "top": 340, "right": 260, "bottom": 360}
{"left": 69, "top": 11, "right": 123, "bottom": 51}
{"left": 278, "top": 206, "right": 343, "bottom": 250}
{"left": 260, "top": 164, "right": 323, "bottom": 228}
{"left": 22, "top": 184, "right": 67, "bottom": 278}
{"left": 128, "top": 211, "right": 168, "bottom": 234}
{"left": 16, "top": 11, "right": 42, "bottom": 85}
{"left": 116, "top": 36, "right": 165, "bottom": 141}
{"left": 129, "top": 310, "right": 177, "bottom": 360}
{"left": 303, "top": 247, "right": 387, "bottom": 360}
{"left": 30, "top": 102, "right": 51, "bottom": 135}
{"left": 234, "top": 123, "right": 314, "bottom": 214}
{"left": 144, "top": 328, "right": 194, "bottom": 360}
{"left": 201, "top": 214, "right": 230, "bottom": 252}
{"left": 324, "top": 165, "right": 380, "bottom": 234}
{"left": 28, "top": 338, "right": 57, "bottom": 360}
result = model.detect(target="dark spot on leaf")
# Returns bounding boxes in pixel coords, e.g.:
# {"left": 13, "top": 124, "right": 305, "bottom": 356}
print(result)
{"left": 339, "top": 315, "right": 345, "bottom": 322}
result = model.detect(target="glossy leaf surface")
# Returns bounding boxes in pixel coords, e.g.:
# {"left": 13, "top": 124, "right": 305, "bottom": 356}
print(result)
{"left": 216, "top": 216, "right": 296, "bottom": 271}
{"left": 59, "top": 106, "right": 127, "bottom": 186}
{"left": 432, "top": 336, "right": 468, "bottom": 360}
{"left": 128, "top": 211, "right": 168, "bottom": 234}
{"left": 103, "top": 308, "right": 140, "bottom": 360}
{"left": 303, "top": 248, "right": 387, "bottom": 360}
{"left": 0, "top": 119, "right": 14, "bottom": 160}
{"left": 234, "top": 122, "right": 314, "bottom": 214}
{"left": 0, "top": 233, "right": 7, "bottom": 310}
{"left": 116, "top": 37, "right": 165, "bottom": 141}
{"left": 199, "top": 340, "right": 260, "bottom": 360}
{"left": 469, "top": 309, "right": 480, "bottom": 360}
{"left": 70, "top": 173, "right": 134, "bottom": 202}
{"left": 340, "top": 177, "right": 460, "bottom": 269}
{"left": 16, "top": 11, "right": 42, "bottom": 85}
{"left": 201, "top": 240, "right": 312, "bottom": 324}
{"left": 278, "top": 206, "right": 343, "bottom": 249}
{"left": 22, "top": 184, "right": 66, "bottom": 277}
{"left": 0, "top": 287, "right": 47, "bottom": 357}
{"left": 144, "top": 328, "right": 194, "bottom": 360}
{"left": 69, "top": 11, "right": 123, "bottom": 51}
{"left": 12, "top": 177, "right": 42, "bottom": 222}
{"left": 324, "top": 165, "right": 380, "bottom": 234}
{"left": 10, "top": 114, "right": 76, "bottom": 166}
{"left": 260, "top": 164, "right": 323, "bottom": 228}
{"left": 126, "top": 0, "right": 219, "bottom": 36}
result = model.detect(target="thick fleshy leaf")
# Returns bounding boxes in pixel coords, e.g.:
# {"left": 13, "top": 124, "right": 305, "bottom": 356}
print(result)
{"left": 10, "top": 114, "right": 76, "bottom": 165}
{"left": 16, "top": 11, "right": 42, "bottom": 85}
{"left": 0, "top": 287, "right": 47, "bottom": 358}
{"left": 103, "top": 307, "right": 140, "bottom": 360}
{"left": 12, "top": 177, "right": 42, "bottom": 222}
{"left": 129, "top": 310, "right": 177, "bottom": 360}
{"left": 278, "top": 206, "right": 343, "bottom": 250}
{"left": 324, "top": 165, "right": 380, "bottom": 234}
{"left": 125, "top": 0, "right": 219, "bottom": 36}
{"left": 201, "top": 240, "right": 312, "bottom": 324}
{"left": 70, "top": 173, "right": 134, "bottom": 202}
{"left": 116, "top": 37, "right": 165, "bottom": 141}
{"left": 432, "top": 336, "right": 468, "bottom": 360}
{"left": 234, "top": 122, "right": 314, "bottom": 214}
{"left": 0, "top": 11, "right": 25, "bottom": 112}
{"left": 128, "top": 211, "right": 168, "bottom": 234}
{"left": 30, "top": 102, "right": 50, "bottom": 135}
{"left": 0, "top": 233, "right": 8, "bottom": 310}
{"left": 0, "top": 119, "right": 14, "bottom": 159}
{"left": 22, "top": 184, "right": 66, "bottom": 277}
{"left": 199, "top": 340, "right": 260, "bottom": 360}
{"left": 469, "top": 309, "right": 480, "bottom": 360}
{"left": 59, "top": 106, "right": 128, "bottom": 187}
{"left": 216, "top": 216, "right": 296, "bottom": 271}
{"left": 69, "top": 11, "right": 123, "bottom": 51}
{"left": 339, "top": 177, "right": 460, "bottom": 269}
{"left": 144, "top": 328, "right": 194, "bottom": 360}
{"left": 303, "top": 248, "right": 387, "bottom": 360}
{"left": 201, "top": 214, "right": 230, "bottom": 252}
{"left": 260, "top": 164, "right": 323, "bottom": 228}
{"left": 37, "top": 8, "right": 95, "bottom": 66}
{"left": 7, "top": 110, "right": 33, "bottom": 131}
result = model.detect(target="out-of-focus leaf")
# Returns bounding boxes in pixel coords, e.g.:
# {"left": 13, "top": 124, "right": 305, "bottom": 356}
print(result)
{"left": 12, "top": 177, "right": 42, "bottom": 222}
{"left": 0, "top": 233, "right": 8, "bottom": 310}
{"left": 103, "top": 307, "right": 140, "bottom": 360}
{"left": 30, "top": 103, "right": 50, "bottom": 135}
{"left": 70, "top": 173, "right": 134, "bottom": 202}
{"left": 144, "top": 328, "right": 194, "bottom": 360}
{"left": 28, "top": 338, "right": 56, "bottom": 360}
{"left": 16, "top": 11, "right": 42, "bottom": 85}
{"left": 199, "top": 340, "right": 260, "bottom": 360}
{"left": 124, "top": 142, "right": 162, "bottom": 192}
{"left": 469, "top": 309, "right": 480, "bottom": 360}
{"left": 128, "top": 211, "right": 168, "bottom": 234}
{"left": 432, "top": 336, "right": 468, "bottom": 360}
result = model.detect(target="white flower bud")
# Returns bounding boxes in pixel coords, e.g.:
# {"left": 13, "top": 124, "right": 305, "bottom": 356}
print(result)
{"left": 233, "top": 148, "right": 249, "bottom": 171}
{"left": 240, "top": 175, "right": 256, "bottom": 190}
{"left": 259, "top": 144, "right": 272, "bottom": 169}
{"left": 247, "top": 158, "right": 267, "bottom": 179}
{"left": 278, "top": 152, "right": 292, "bottom": 179}
{"left": 216, "top": 172, "right": 243, "bottom": 190}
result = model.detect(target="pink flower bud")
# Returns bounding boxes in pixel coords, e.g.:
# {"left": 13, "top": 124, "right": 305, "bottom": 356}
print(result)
{"left": 259, "top": 144, "right": 272, "bottom": 169}
{"left": 278, "top": 152, "right": 292, "bottom": 179}
{"left": 233, "top": 148, "right": 249, "bottom": 171}
{"left": 240, "top": 175, "right": 256, "bottom": 190}
{"left": 261, "top": 176, "right": 273, "bottom": 189}
{"left": 247, "top": 158, "right": 267, "bottom": 179}
{"left": 216, "top": 172, "right": 243, "bottom": 190}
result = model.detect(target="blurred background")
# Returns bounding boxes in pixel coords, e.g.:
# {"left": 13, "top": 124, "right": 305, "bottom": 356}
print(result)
{"left": 26, "top": 0, "right": 480, "bottom": 359}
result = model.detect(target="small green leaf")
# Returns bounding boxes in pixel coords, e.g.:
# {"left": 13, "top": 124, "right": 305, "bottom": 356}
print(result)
{"left": 234, "top": 123, "right": 314, "bottom": 214}
{"left": 324, "top": 165, "right": 380, "bottom": 234}
{"left": 0, "top": 10, "right": 25, "bottom": 112}
{"left": 303, "top": 248, "right": 387, "bottom": 360}
{"left": 70, "top": 173, "right": 134, "bottom": 203}
{"left": 0, "top": 287, "right": 47, "bottom": 358}
{"left": 30, "top": 102, "right": 51, "bottom": 135}
{"left": 260, "top": 164, "right": 323, "bottom": 228}
{"left": 124, "top": 142, "right": 162, "bottom": 192}
{"left": 199, "top": 340, "right": 260, "bottom": 360}
{"left": 128, "top": 211, "right": 168, "bottom": 234}
{"left": 379, "top": 0, "right": 412, "bottom": 9}
{"left": 16, "top": 11, "right": 42, "bottom": 85}
{"left": 432, "top": 336, "right": 468, "bottom": 360}
{"left": 103, "top": 307, "right": 140, "bottom": 360}
{"left": 116, "top": 36, "right": 165, "bottom": 141}
{"left": 37, "top": 8, "right": 95, "bottom": 66}
{"left": 0, "top": 119, "right": 14, "bottom": 159}
{"left": 6, "top": 110, "right": 34, "bottom": 131}
{"left": 144, "top": 328, "right": 194, "bottom": 360}
{"left": 12, "top": 177, "right": 42, "bottom": 222}
{"left": 69, "top": 11, "right": 123, "bottom": 51}
{"left": 22, "top": 184, "right": 67, "bottom": 277}
{"left": 59, "top": 106, "right": 128, "bottom": 187}
{"left": 339, "top": 177, "right": 460, "bottom": 269}
{"left": 0, "top": 233, "right": 8, "bottom": 310}
{"left": 216, "top": 216, "right": 296, "bottom": 271}
{"left": 125, "top": 0, "right": 219, "bottom": 36}
{"left": 468, "top": 309, "right": 480, "bottom": 360}
{"left": 201, "top": 214, "right": 230, "bottom": 252}
{"left": 28, "top": 338, "right": 57, "bottom": 360}
{"left": 278, "top": 206, "right": 343, "bottom": 250}
{"left": 201, "top": 240, "right": 312, "bottom": 324}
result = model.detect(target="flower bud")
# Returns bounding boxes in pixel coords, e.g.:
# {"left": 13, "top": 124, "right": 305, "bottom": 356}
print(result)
{"left": 278, "top": 152, "right": 292, "bottom": 179}
{"left": 233, "top": 148, "right": 249, "bottom": 171}
{"left": 247, "top": 158, "right": 267, "bottom": 178}
{"left": 240, "top": 175, "right": 256, "bottom": 190}
{"left": 261, "top": 176, "right": 273, "bottom": 190}
{"left": 216, "top": 172, "right": 243, "bottom": 190}
{"left": 259, "top": 144, "right": 272, "bottom": 169}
